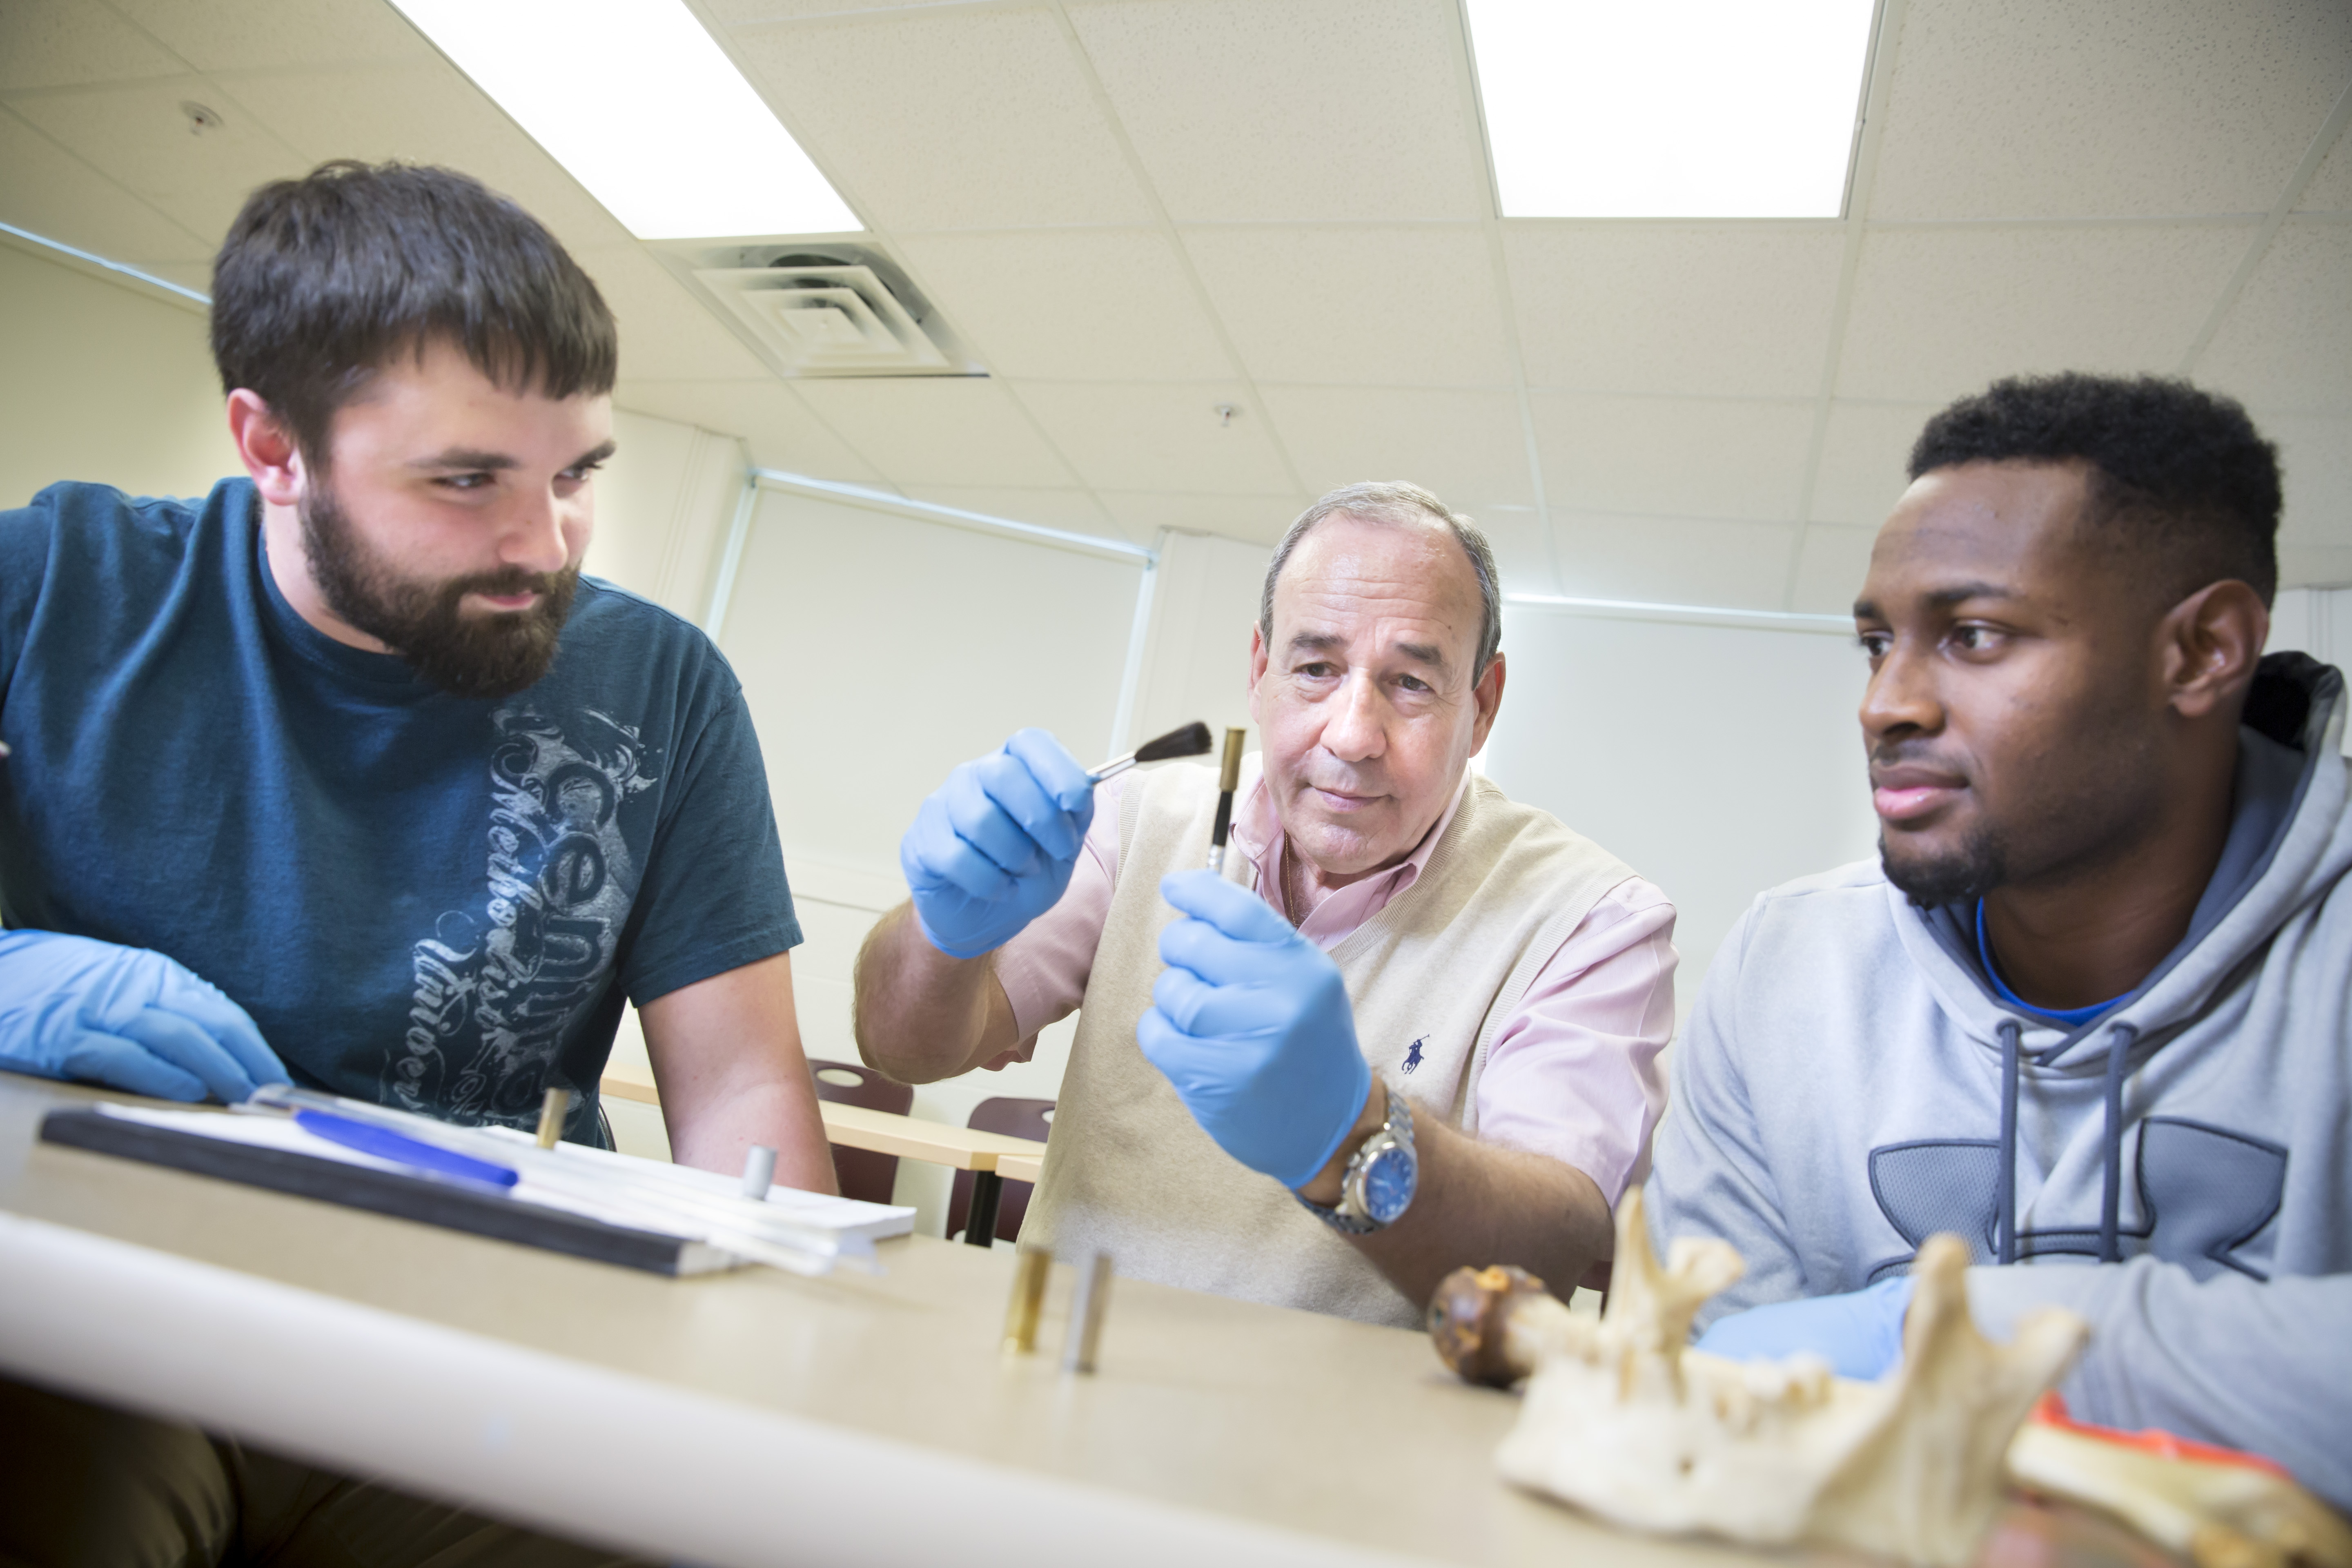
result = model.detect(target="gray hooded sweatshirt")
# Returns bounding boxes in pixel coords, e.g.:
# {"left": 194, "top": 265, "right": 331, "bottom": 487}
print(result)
{"left": 1647, "top": 653, "right": 2351, "bottom": 1508}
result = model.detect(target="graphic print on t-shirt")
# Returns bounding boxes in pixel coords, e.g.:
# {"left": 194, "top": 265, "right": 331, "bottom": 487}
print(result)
{"left": 389, "top": 706, "right": 657, "bottom": 1126}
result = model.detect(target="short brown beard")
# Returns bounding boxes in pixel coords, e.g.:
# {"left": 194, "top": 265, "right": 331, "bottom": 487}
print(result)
{"left": 300, "top": 479, "right": 577, "bottom": 699}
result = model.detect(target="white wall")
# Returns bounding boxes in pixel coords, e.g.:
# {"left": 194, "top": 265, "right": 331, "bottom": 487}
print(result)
{"left": 1481, "top": 607, "right": 1881, "bottom": 1015}
{"left": 588, "top": 409, "right": 745, "bottom": 623}
{"left": 694, "top": 485, "right": 1146, "bottom": 1228}
{"left": 1126, "top": 530, "right": 1271, "bottom": 746}
{"left": 0, "top": 239, "right": 238, "bottom": 510}
{"left": 722, "top": 486, "right": 1147, "bottom": 884}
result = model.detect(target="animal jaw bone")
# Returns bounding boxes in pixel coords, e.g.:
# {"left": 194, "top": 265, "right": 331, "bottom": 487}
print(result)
{"left": 1445, "top": 1190, "right": 2087, "bottom": 1568}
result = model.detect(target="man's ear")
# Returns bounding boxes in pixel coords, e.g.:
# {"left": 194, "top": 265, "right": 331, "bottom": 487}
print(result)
{"left": 2162, "top": 580, "right": 2268, "bottom": 721}
{"left": 1469, "top": 650, "right": 1506, "bottom": 752}
{"left": 1245, "top": 620, "right": 1270, "bottom": 729}
{"left": 226, "top": 390, "right": 307, "bottom": 508}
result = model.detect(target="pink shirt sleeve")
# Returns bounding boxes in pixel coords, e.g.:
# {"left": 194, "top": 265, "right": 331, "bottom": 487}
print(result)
{"left": 1471, "top": 877, "right": 1678, "bottom": 1204}
{"left": 988, "top": 774, "right": 1125, "bottom": 1060}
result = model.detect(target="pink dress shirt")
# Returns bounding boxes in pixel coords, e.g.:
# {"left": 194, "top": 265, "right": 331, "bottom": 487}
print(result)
{"left": 991, "top": 758, "right": 1678, "bottom": 1204}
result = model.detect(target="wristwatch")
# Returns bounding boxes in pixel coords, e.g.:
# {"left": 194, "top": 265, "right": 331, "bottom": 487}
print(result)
{"left": 1297, "top": 1089, "right": 1417, "bottom": 1235}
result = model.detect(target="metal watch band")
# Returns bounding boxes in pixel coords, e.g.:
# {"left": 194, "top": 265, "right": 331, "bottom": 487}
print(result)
{"left": 1294, "top": 1090, "right": 1415, "bottom": 1235}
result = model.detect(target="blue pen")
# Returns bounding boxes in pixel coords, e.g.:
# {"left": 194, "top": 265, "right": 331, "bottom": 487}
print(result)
{"left": 293, "top": 1109, "right": 519, "bottom": 1189}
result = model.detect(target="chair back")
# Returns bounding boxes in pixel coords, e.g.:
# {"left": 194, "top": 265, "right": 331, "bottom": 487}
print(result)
{"left": 807, "top": 1058, "right": 913, "bottom": 1207}
{"left": 947, "top": 1097, "right": 1054, "bottom": 1244}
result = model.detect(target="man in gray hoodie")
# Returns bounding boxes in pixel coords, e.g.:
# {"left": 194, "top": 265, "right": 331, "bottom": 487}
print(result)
{"left": 1646, "top": 372, "right": 2349, "bottom": 1509}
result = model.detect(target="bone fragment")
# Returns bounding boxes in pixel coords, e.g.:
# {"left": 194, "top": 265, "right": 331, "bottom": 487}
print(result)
{"left": 1428, "top": 1222, "right": 2352, "bottom": 1568}
{"left": 2008, "top": 1419, "right": 2352, "bottom": 1568}
{"left": 1428, "top": 1265, "right": 1574, "bottom": 1389}
{"left": 1447, "top": 1190, "right": 2085, "bottom": 1567}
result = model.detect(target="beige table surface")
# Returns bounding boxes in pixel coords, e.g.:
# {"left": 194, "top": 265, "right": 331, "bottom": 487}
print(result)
{"left": 0, "top": 1073, "right": 2170, "bottom": 1568}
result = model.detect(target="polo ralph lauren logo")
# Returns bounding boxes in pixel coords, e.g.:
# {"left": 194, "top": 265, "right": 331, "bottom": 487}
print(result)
{"left": 1402, "top": 1037, "right": 1426, "bottom": 1074}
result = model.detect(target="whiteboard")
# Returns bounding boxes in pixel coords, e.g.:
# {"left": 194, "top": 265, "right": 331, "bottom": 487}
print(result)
{"left": 719, "top": 486, "right": 1148, "bottom": 886}
{"left": 1482, "top": 607, "right": 1880, "bottom": 1011}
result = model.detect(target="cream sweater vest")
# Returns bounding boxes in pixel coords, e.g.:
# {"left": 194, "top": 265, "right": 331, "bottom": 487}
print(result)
{"left": 1022, "top": 760, "right": 1636, "bottom": 1327}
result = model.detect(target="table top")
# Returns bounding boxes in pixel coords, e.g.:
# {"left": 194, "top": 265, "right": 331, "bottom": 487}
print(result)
{"left": 0, "top": 1071, "right": 2173, "bottom": 1568}
{"left": 600, "top": 1070, "right": 1050, "bottom": 1173}
{"left": 994, "top": 1152, "right": 1044, "bottom": 1185}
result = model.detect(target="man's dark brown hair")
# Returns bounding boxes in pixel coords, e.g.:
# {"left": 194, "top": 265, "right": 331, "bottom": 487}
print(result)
{"left": 210, "top": 160, "right": 617, "bottom": 466}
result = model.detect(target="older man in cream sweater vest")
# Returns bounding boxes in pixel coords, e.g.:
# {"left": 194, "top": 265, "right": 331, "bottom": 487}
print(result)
{"left": 854, "top": 483, "right": 1677, "bottom": 1328}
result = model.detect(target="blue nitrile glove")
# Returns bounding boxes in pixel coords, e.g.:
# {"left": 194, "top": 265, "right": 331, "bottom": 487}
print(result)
{"left": 1136, "top": 869, "right": 1374, "bottom": 1190}
{"left": 0, "top": 930, "right": 290, "bottom": 1103}
{"left": 1695, "top": 1276, "right": 1917, "bottom": 1381}
{"left": 900, "top": 728, "right": 1096, "bottom": 960}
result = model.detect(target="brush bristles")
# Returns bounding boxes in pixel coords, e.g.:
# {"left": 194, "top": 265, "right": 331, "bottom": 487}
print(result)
{"left": 1133, "top": 721, "right": 1213, "bottom": 764}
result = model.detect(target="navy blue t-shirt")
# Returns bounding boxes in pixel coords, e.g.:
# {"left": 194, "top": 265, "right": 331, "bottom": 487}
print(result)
{"left": 0, "top": 478, "right": 800, "bottom": 1141}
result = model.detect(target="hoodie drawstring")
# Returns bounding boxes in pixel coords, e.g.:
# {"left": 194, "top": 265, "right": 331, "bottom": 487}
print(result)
{"left": 2098, "top": 1022, "right": 2138, "bottom": 1263}
{"left": 1996, "top": 1020, "right": 2021, "bottom": 1265}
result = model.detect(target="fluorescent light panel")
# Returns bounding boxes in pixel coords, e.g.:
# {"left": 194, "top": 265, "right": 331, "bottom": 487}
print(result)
{"left": 1466, "top": 0, "right": 1878, "bottom": 219}
{"left": 390, "top": 0, "right": 859, "bottom": 239}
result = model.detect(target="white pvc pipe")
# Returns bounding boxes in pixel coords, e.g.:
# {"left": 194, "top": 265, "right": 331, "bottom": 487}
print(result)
{"left": 0, "top": 1212, "right": 1411, "bottom": 1568}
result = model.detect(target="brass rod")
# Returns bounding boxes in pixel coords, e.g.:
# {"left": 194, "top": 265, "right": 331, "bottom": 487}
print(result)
{"left": 1001, "top": 1246, "right": 1052, "bottom": 1354}
{"left": 535, "top": 1087, "right": 572, "bottom": 1150}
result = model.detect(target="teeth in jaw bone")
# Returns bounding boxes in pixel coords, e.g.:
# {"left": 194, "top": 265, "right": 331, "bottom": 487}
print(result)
{"left": 1446, "top": 1191, "right": 2089, "bottom": 1568}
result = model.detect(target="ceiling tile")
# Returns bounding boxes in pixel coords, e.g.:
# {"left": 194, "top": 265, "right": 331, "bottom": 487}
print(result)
{"left": 1256, "top": 385, "right": 1532, "bottom": 509}
{"left": 1809, "top": 400, "right": 1940, "bottom": 526}
{"left": 1474, "top": 507, "right": 1555, "bottom": 596}
{"left": 1183, "top": 225, "right": 1513, "bottom": 388}
{"left": 1016, "top": 381, "right": 1294, "bottom": 494}
{"left": 208, "top": 59, "right": 632, "bottom": 253}
{"left": 795, "top": 378, "right": 1080, "bottom": 488}
{"left": 7, "top": 76, "right": 310, "bottom": 242}
{"left": 728, "top": 9, "right": 1153, "bottom": 232}
{"left": 1552, "top": 513, "right": 1800, "bottom": 611}
{"left": 1096, "top": 490, "right": 1305, "bottom": 546}
{"left": 893, "top": 229, "right": 1230, "bottom": 382}
{"left": 1869, "top": 0, "right": 2352, "bottom": 221}
{"left": 1506, "top": 224, "right": 1847, "bottom": 399}
{"left": 1068, "top": 0, "right": 1484, "bottom": 223}
{"left": 2269, "top": 411, "right": 2352, "bottom": 552}
{"left": 106, "top": 0, "right": 430, "bottom": 71}
{"left": 615, "top": 378, "right": 879, "bottom": 483}
{"left": 896, "top": 486, "right": 1123, "bottom": 537}
{"left": 2195, "top": 224, "right": 2352, "bottom": 413}
{"left": 1530, "top": 394, "right": 1815, "bottom": 521}
{"left": 0, "top": 108, "right": 213, "bottom": 264}
{"left": 1789, "top": 523, "right": 1880, "bottom": 616}
{"left": 702, "top": 0, "right": 915, "bottom": 19}
{"left": 580, "top": 247, "right": 774, "bottom": 381}
{"left": 1836, "top": 225, "right": 2249, "bottom": 403}
{"left": 2297, "top": 128, "right": 2352, "bottom": 213}
{"left": 0, "top": 0, "right": 185, "bottom": 90}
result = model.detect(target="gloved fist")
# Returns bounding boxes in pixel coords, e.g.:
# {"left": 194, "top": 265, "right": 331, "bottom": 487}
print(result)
{"left": 900, "top": 728, "right": 1094, "bottom": 960}
{"left": 1136, "top": 869, "right": 1373, "bottom": 1190}
{"left": 0, "top": 931, "right": 290, "bottom": 1103}
{"left": 1695, "top": 1276, "right": 1917, "bottom": 1381}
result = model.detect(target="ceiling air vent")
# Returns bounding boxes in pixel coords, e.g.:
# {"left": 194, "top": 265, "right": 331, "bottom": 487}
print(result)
{"left": 651, "top": 241, "right": 982, "bottom": 379}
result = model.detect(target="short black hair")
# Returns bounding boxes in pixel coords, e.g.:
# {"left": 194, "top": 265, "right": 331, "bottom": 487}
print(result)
{"left": 1909, "top": 372, "right": 2281, "bottom": 606}
{"left": 212, "top": 160, "right": 617, "bottom": 466}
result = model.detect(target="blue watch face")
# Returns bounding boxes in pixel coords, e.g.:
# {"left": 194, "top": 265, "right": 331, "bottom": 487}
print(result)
{"left": 1361, "top": 1144, "right": 1417, "bottom": 1225}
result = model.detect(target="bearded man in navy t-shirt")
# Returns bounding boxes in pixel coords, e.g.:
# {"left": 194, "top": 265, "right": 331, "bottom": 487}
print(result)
{"left": 0, "top": 160, "right": 832, "bottom": 1190}
{"left": 0, "top": 156, "right": 843, "bottom": 1564}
